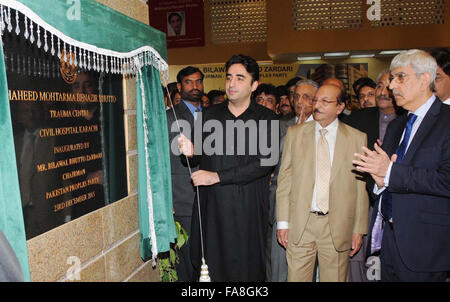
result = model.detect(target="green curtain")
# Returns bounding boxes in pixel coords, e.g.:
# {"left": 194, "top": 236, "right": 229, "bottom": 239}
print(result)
{"left": 136, "top": 65, "right": 176, "bottom": 260}
{"left": 0, "top": 41, "right": 30, "bottom": 281}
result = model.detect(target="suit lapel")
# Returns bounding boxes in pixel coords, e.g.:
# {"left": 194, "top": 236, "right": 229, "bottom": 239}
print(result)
{"left": 177, "top": 101, "right": 195, "bottom": 126}
{"left": 302, "top": 123, "right": 316, "bottom": 202}
{"left": 386, "top": 114, "right": 407, "bottom": 156}
{"left": 402, "top": 98, "right": 441, "bottom": 164}
{"left": 330, "top": 121, "right": 347, "bottom": 183}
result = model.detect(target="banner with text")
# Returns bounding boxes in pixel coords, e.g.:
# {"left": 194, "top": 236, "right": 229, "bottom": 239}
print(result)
{"left": 169, "top": 63, "right": 301, "bottom": 91}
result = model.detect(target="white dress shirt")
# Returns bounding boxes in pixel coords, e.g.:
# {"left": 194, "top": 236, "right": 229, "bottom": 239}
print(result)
{"left": 278, "top": 118, "right": 339, "bottom": 230}
{"left": 444, "top": 98, "right": 450, "bottom": 105}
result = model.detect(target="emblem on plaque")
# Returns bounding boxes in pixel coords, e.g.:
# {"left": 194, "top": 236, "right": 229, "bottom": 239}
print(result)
{"left": 60, "top": 50, "right": 78, "bottom": 84}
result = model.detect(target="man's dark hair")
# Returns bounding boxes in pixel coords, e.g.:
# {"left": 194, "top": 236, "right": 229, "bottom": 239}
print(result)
{"left": 337, "top": 88, "right": 347, "bottom": 106}
{"left": 176, "top": 66, "right": 204, "bottom": 84}
{"left": 254, "top": 83, "right": 280, "bottom": 103}
{"left": 285, "top": 77, "right": 302, "bottom": 88}
{"left": 352, "top": 77, "right": 376, "bottom": 97}
{"left": 225, "top": 54, "right": 259, "bottom": 83}
{"left": 170, "top": 88, "right": 180, "bottom": 102}
{"left": 168, "top": 12, "right": 182, "bottom": 23}
{"left": 167, "top": 82, "right": 178, "bottom": 94}
{"left": 430, "top": 48, "right": 450, "bottom": 76}
{"left": 276, "top": 85, "right": 289, "bottom": 98}
{"left": 207, "top": 90, "right": 225, "bottom": 103}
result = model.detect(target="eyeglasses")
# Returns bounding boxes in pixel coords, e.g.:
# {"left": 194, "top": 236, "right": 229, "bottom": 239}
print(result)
{"left": 293, "top": 93, "right": 313, "bottom": 104}
{"left": 358, "top": 91, "right": 375, "bottom": 100}
{"left": 311, "top": 98, "right": 337, "bottom": 106}
{"left": 389, "top": 72, "right": 411, "bottom": 84}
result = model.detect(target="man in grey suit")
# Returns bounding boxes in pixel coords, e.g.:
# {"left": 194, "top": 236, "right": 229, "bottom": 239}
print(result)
{"left": 166, "top": 66, "right": 204, "bottom": 281}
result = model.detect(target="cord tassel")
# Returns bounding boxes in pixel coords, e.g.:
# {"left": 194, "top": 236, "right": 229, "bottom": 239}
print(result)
{"left": 199, "top": 258, "right": 211, "bottom": 282}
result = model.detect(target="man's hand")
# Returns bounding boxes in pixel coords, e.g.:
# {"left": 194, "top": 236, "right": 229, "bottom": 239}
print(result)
{"left": 296, "top": 106, "right": 306, "bottom": 125}
{"left": 178, "top": 134, "right": 194, "bottom": 157}
{"left": 191, "top": 170, "right": 220, "bottom": 186}
{"left": 349, "top": 233, "right": 363, "bottom": 257}
{"left": 371, "top": 138, "right": 388, "bottom": 187}
{"left": 352, "top": 143, "right": 397, "bottom": 187}
{"left": 277, "top": 229, "right": 289, "bottom": 249}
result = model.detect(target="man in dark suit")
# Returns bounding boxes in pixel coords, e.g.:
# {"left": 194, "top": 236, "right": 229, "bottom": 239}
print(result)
{"left": 166, "top": 66, "right": 204, "bottom": 281}
{"left": 353, "top": 49, "right": 450, "bottom": 282}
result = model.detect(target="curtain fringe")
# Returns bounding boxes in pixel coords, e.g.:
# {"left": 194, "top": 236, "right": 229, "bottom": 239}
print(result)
{"left": 0, "top": 1, "right": 169, "bottom": 80}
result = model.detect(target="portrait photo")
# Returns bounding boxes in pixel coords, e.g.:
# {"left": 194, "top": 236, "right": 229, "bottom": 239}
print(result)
{"left": 167, "top": 11, "right": 185, "bottom": 37}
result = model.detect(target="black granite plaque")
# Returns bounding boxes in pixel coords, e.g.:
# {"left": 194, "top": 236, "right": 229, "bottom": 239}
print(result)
{"left": 3, "top": 29, "right": 127, "bottom": 239}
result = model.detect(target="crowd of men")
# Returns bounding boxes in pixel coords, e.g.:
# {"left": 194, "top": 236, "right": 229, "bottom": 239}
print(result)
{"left": 164, "top": 48, "right": 450, "bottom": 282}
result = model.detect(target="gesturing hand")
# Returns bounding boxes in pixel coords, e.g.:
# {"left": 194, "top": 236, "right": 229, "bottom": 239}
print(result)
{"left": 352, "top": 142, "right": 397, "bottom": 187}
